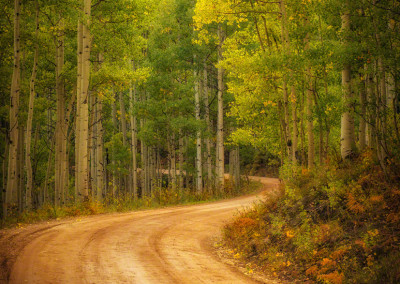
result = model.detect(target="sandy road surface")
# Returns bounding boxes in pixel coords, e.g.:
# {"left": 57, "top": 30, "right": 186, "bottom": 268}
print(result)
{"left": 0, "top": 177, "right": 279, "bottom": 284}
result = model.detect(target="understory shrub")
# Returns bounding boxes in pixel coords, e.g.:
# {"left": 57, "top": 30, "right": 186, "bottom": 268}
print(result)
{"left": 1, "top": 176, "right": 261, "bottom": 228}
{"left": 223, "top": 151, "right": 400, "bottom": 283}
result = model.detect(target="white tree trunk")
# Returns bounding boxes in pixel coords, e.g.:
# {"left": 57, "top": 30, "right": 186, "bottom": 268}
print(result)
{"left": 5, "top": 0, "right": 21, "bottom": 217}
{"left": 25, "top": 0, "right": 39, "bottom": 210}
{"left": 75, "top": 21, "right": 82, "bottom": 202}
{"left": 307, "top": 70, "right": 314, "bottom": 168}
{"left": 194, "top": 62, "right": 202, "bottom": 193}
{"left": 129, "top": 79, "right": 138, "bottom": 199}
{"left": 340, "top": 5, "right": 355, "bottom": 159}
{"left": 77, "top": 0, "right": 91, "bottom": 201}
{"left": 216, "top": 25, "right": 225, "bottom": 190}
{"left": 55, "top": 18, "right": 67, "bottom": 207}
{"left": 203, "top": 64, "right": 212, "bottom": 189}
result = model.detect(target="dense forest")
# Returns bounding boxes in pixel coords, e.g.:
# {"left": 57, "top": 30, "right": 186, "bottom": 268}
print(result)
{"left": 1, "top": 0, "right": 399, "bottom": 282}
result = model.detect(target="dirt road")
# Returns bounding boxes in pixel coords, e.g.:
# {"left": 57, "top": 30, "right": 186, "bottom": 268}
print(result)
{"left": 0, "top": 177, "right": 279, "bottom": 284}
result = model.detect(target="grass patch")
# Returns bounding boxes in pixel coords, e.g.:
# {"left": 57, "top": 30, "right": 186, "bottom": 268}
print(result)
{"left": 1, "top": 177, "right": 262, "bottom": 229}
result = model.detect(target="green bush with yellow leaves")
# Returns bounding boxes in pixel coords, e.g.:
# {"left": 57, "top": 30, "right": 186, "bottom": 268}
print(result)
{"left": 223, "top": 151, "right": 400, "bottom": 283}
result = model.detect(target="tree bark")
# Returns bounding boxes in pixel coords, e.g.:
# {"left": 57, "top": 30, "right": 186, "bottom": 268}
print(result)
{"left": 112, "top": 89, "right": 118, "bottom": 197}
{"left": 5, "top": 0, "right": 21, "bottom": 217}
{"left": 171, "top": 134, "right": 176, "bottom": 191}
{"left": 76, "top": 0, "right": 91, "bottom": 202}
{"left": 359, "top": 73, "right": 367, "bottom": 150}
{"left": 340, "top": 2, "right": 356, "bottom": 159}
{"left": 55, "top": 18, "right": 67, "bottom": 207}
{"left": 307, "top": 70, "right": 314, "bottom": 168}
{"left": 95, "top": 95, "right": 104, "bottom": 201}
{"left": 17, "top": 125, "right": 24, "bottom": 212}
{"left": 280, "top": 0, "right": 293, "bottom": 162}
{"left": 234, "top": 146, "right": 240, "bottom": 192}
{"left": 119, "top": 91, "right": 128, "bottom": 193}
{"left": 194, "top": 61, "right": 202, "bottom": 193}
{"left": 203, "top": 63, "right": 212, "bottom": 190}
{"left": 178, "top": 135, "right": 184, "bottom": 189}
{"left": 75, "top": 21, "right": 82, "bottom": 202}
{"left": 89, "top": 91, "right": 96, "bottom": 199}
{"left": 216, "top": 24, "right": 225, "bottom": 190}
{"left": 129, "top": 74, "right": 138, "bottom": 200}
{"left": 119, "top": 92, "right": 128, "bottom": 146}
{"left": 25, "top": 0, "right": 39, "bottom": 210}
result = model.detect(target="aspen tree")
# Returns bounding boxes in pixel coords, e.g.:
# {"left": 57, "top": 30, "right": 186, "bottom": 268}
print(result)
{"left": 216, "top": 24, "right": 225, "bottom": 190}
{"left": 194, "top": 59, "right": 202, "bottom": 193}
{"left": 280, "top": 0, "right": 298, "bottom": 164}
{"left": 5, "top": 0, "right": 21, "bottom": 217}
{"left": 25, "top": 0, "right": 39, "bottom": 210}
{"left": 178, "top": 135, "right": 184, "bottom": 189}
{"left": 17, "top": 125, "right": 24, "bottom": 212}
{"left": 76, "top": 0, "right": 91, "bottom": 201}
{"left": 279, "top": 0, "right": 292, "bottom": 161}
{"left": 75, "top": 21, "right": 82, "bottom": 202}
{"left": 203, "top": 63, "right": 212, "bottom": 189}
{"left": 89, "top": 91, "right": 96, "bottom": 198}
{"left": 95, "top": 94, "right": 104, "bottom": 201}
{"left": 117, "top": 91, "right": 127, "bottom": 192}
{"left": 305, "top": 27, "right": 315, "bottom": 169}
{"left": 55, "top": 17, "right": 67, "bottom": 206}
{"left": 129, "top": 72, "right": 138, "bottom": 199}
{"left": 359, "top": 74, "right": 367, "bottom": 150}
{"left": 340, "top": 1, "right": 356, "bottom": 159}
{"left": 171, "top": 134, "right": 176, "bottom": 191}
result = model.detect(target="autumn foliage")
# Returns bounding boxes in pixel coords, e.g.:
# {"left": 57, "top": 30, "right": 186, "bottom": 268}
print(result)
{"left": 223, "top": 152, "right": 400, "bottom": 283}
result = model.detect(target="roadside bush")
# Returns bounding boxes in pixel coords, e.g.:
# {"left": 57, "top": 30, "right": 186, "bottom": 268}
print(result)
{"left": 223, "top": 151, "right": 400, "bottom": 283}
{"left": 1, "top": 176, "right": 262, "bottom": 228}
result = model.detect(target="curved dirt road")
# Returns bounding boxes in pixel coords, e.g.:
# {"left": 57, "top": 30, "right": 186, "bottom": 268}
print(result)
{"left": 0, "top": 177, "right": 279, "bottom": 284}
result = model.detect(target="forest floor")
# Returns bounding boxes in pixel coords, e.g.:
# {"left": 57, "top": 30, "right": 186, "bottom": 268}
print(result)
{"left": 0, "top": 176, "right": 282, "bottom": 284}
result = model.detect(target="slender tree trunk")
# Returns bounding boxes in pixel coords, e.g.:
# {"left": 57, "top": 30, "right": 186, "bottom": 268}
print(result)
{"left": 377, "top": 57, "right": 388, "bottom": 159}
{"left": 203, "top": 64, "right": 212, "bottom": 189}
{"left": 178, "top": 134, "right": 184, "bottom": 190}
{"left": 340, "top": 3, "right": 356, "bottom": 159}
{"left": 17, "top": 125, "right": 24, "bottom": 212}
{"left": 280, "top": 0, "right": 292, "bottom": 161}
{"left": 5, "top": 0, "right": 21, "bottom": 217}
{"left": 25, "top": 0, "right": 39, "bottom": 210}
{"left": 77, "top": 0, "right": 91, "bottom": 202}
{"left": 366, "top": 70, "right": 376, "bottom": 149}
{"left": 44, "top": 138, "right": 55, "bottom": 205}
{"left": 129, "top": 78, "right": 138, "bottom": 200}
{"left": 119, "top": 92, "right": 128, "bottom": 146}
{"left": 304, "top": 27, "right": 315, "bottom": 168}
{"left": 291, "top": 86, "right": 298, "bottom": 164}
{"left": 300, "top": 88, "right": 306, "bottom": 165}
{"left": 194, "top": 62, "right": 202, "bottom": 193}
{"left": 119, "top": 91, "right": 128, "bottom": 193}
{"left": 112, "top": 89, "right": 118, "bottom": 197}
{"left": 140, "top": 120, "right": 145, "bottom": 196}
{"left": 229, "top": 148, "right": 234, "bottom": 182}
{"left": 278, "top": 101, "right": 286, "bottom": 165}
{"left": 359, "top": 73, "right": 367, "bottom": 150}
{"left": 234, "top": 145, "right": 240, "bottom": 192}
{"left": 2, "top": 142, "right": 9, "bottom": 210}
{"left": 307, "top": 70, "right": 315, "bottom": 168}
{"left": 95, "top": 95, "right": 104, "bottom": 201}
{"left": 89, "top": 91, "right": 96, "bottom": 199}
{"left": 171, "top": 134, "right": 176, "bottom": 191}
{"left": 216, "top": 24, "right": 225, "bottom": 190}
{"left": 55, "top": 18, "right": 66, "bottom": 207}
{"left": 75, "top": 21, "right": 82, "bottom": 202}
